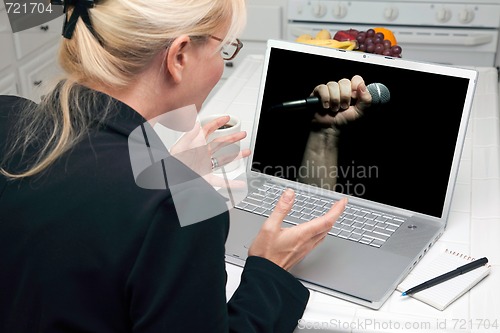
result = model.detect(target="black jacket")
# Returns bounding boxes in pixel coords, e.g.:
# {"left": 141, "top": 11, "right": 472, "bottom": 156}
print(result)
{"left": 0, "top": 92, "right": 309, "bottom": 333}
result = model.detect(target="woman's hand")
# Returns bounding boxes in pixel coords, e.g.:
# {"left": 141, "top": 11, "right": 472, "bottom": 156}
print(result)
{"left": 248, "top": 189, "right": 347, "bottom": 271}
{"left": 202, "top": 115, "right": 251, "bottom": 171}
{"left": 169, "top": 115, "right": 250, "bottom": 187}
{"left": 311, "top": 75, "right": 372, "bottom": 127}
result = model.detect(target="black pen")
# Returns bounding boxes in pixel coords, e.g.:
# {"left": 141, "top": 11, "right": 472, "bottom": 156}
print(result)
{"left": 401, "top": 257, "right": 489, "bottom": 296}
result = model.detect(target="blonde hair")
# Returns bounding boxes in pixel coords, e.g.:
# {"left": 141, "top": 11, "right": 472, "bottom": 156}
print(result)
{"left": 1, "top": 0, "right": 246, "bottom": 179}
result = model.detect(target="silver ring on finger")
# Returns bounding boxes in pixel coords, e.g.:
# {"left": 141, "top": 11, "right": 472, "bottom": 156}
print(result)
{"left": 211, "top": 157, "right": 219, "bottom": 169}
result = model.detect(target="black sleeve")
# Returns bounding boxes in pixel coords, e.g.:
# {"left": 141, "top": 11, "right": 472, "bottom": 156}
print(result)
{"left": 228, "top": 256, "right": 310, "bottom": 333}
{"left": 126, "top": 197, "right": 308, "bottom": 333}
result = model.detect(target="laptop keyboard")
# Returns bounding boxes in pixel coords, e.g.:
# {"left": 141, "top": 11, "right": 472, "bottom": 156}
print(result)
{"left": 235, "top": 182, "right": 406, "bottom": 248}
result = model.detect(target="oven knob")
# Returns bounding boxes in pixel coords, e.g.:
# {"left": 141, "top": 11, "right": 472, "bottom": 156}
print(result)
{"left": 458, "top": 8, "right": 475, "bottom": 24}
{"left": 332, "top": 3, "right": 348, "bottom": 19}
{"left": 311, "top": 3, "right": 327, "bottom": 18}
{"left": 436, "top": 8, "right": 452, "bottom": 23}
{"left": 383, "top": 6, "right": 399, "bottom": 22}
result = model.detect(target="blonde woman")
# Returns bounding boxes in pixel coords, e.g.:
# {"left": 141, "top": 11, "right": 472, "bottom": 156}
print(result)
{"left": 0, "top": 0, "right": 346, "bottom": 332}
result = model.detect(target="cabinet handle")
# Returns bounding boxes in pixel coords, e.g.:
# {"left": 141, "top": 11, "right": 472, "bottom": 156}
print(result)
{"left": 33, "top": 80, "right": 43, "bottom": 87}
{"left": 40, "top": 25, "right": 49, "bottom": 32}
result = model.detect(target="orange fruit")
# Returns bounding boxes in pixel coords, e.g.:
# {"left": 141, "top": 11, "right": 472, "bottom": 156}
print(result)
{"left": 374, "top": 27, "right": 397, "bottom": 46}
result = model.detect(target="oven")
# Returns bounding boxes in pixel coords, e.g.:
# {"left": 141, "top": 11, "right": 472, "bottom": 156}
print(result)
{"left": 286, "top": 0, "right": 500, "bottom": 67}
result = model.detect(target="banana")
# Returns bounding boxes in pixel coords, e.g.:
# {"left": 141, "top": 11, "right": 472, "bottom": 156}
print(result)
{"left": 295, "top": 33, "right": 314, "bottom": 43}
{"left": 345, "top": 41, "right": 357, "bottom": 51}
{"left": 298, "top": 38, "right": 357, "bottom": 50}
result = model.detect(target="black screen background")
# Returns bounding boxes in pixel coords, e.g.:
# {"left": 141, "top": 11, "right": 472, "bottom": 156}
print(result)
{"left": 251, "top": 48, "right": 470, "bottom": 218}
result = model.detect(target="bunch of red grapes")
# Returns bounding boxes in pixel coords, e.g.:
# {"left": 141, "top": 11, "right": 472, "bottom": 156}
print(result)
{"left": 355, "top": 29, "right": 402, "bottom": 57}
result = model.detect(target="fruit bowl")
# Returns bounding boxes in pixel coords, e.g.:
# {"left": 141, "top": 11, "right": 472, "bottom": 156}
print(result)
{"left": 296, "top": 27, "right": 403, "bottom": 58}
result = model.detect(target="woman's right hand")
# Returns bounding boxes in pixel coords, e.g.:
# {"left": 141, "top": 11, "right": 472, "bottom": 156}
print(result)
{"left": 248, "top": 189, "right": 347, "bottom": 271}
{"left": 169, "top": 115, "right": 250, "bottom": 188}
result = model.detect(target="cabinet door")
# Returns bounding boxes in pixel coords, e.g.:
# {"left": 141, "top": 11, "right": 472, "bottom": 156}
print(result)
{"left": 19, "top": 45, "right": 62, "bottom": 102}
{"left": 0, "top": 8, "right": 15, "bottom": 72}
{"left": 0, "top": 72, "right": 17, "bottom": 95}
{"left": 0, "top": 2, "right": 11, "bottom": 31}
{"left": 0, "top": 32, "right": 15, "bottom": 72}
{"left": 13, "top": 15, "right": 63, "bottom": 60}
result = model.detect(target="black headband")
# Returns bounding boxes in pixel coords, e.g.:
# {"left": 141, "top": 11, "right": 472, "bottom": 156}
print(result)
{"left": 51, "top": 0, "right": 103, "bottom": 44}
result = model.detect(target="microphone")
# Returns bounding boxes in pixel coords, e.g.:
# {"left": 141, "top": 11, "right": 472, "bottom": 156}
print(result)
{"left": 269, "top": 83, "right": 390, "bottom": 111}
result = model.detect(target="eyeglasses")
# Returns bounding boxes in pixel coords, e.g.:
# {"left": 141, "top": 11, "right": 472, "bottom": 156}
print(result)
{"left": 209, "top": 36, "right": 243, "bottom": 61}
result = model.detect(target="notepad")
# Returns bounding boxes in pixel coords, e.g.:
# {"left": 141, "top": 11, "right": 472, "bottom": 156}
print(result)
{"left": 397, "top": 249, "right": 491, "bottom": 311}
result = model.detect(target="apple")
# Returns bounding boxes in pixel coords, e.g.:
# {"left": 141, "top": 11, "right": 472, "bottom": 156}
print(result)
{"left": 347, "top": 29, "right": 359, "bottom": 37}
{"left": 333, "top": 29, "right": 357, "bottom": 41}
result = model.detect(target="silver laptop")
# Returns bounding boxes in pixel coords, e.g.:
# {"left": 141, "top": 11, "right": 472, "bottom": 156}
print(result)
{"left": 224, "top": 39, "right": 477, "bottom": 309}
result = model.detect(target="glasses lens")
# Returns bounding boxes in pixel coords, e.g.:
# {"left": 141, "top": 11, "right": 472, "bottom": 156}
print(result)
{"left": 221, "top": 43, "right": 237, "bottom": 60}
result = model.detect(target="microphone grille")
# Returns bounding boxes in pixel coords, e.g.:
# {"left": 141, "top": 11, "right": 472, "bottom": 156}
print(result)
{"left": 367, "top": 83, "right": 390, "bottom": 105}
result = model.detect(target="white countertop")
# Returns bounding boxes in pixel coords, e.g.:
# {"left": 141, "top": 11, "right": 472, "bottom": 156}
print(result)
{"left": 202, "top": 55, "right": 500, "bottom": 333}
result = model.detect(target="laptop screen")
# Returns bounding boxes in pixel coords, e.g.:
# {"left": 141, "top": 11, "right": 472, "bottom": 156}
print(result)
{"left": 251, "top": 45, "right": 474, "bottom": 218}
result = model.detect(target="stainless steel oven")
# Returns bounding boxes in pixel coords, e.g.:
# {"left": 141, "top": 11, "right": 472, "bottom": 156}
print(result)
{"left": 287, "top": 0, "right": 500, "bottom": 67}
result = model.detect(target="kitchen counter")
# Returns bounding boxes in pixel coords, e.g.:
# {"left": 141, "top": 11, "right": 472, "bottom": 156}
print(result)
{"left": 202, "top": 55, "right": 500, "bottom": 332}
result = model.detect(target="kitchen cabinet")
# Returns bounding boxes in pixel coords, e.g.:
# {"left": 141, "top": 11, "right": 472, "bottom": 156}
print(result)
{"left": 0, "top": 10, "right": 63, "bottom": 102}
{"left": 1, "top": 1, "right": 288, "bottom": 102}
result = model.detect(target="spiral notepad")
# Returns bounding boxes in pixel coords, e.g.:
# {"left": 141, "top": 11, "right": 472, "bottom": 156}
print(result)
{"left": 397, "top": 249, "right": 491, "bottom": 310}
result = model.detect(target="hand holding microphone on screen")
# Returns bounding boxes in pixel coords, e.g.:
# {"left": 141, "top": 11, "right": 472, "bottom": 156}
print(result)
{"left": 270, "top": 75, "right": 390, "bottom": 128}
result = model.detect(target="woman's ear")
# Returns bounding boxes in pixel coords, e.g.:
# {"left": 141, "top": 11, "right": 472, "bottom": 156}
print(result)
{"left": 165, "top": 35, "right": 191, "bottom": 84}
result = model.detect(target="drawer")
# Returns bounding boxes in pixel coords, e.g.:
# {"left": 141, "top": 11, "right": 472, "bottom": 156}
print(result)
{"left": 19, "top": 45, "right": 62, "bottom": 102}
{"left": 0, "top": 72, "right": 17, "bottom": 95}
{"left": 13, "top": 15, "right": 63, "bottom": 59}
